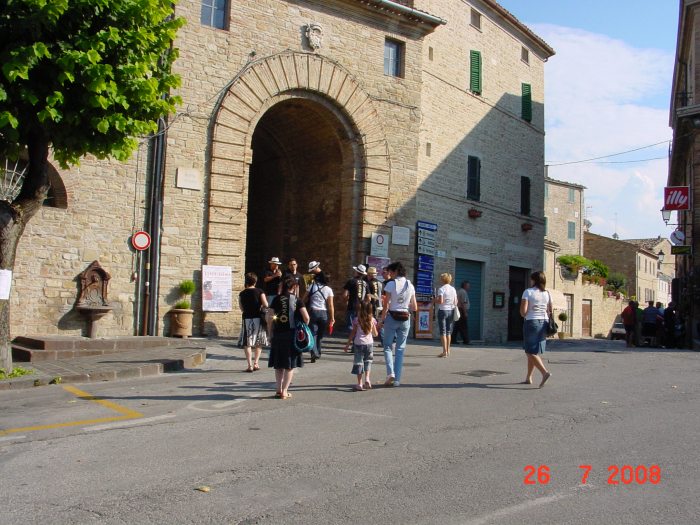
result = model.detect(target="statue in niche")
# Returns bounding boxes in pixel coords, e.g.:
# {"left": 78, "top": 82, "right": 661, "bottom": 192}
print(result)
{"left": 305, "top": 23, "right": 323, "bottom": 51}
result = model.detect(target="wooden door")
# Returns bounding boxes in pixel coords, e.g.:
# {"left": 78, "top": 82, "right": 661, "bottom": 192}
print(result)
{"left": 582, "top": 299, "right": 592, "bottom": 337}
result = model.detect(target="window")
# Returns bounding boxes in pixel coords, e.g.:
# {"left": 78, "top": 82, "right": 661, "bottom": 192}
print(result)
{"left": 469, "top": 50, "right": 482, "bottom": 94}
{"left": 521, "top": 83, "right": 532, "bottom": 122}
{"left": 567, "top": 221, "right": 576, "bottom": 240}
{"left": 520, "top": 176, "right": 531, "bottom": 215}
{"left": 467, "top": 155, "right": 481, "bottom": 201}
{"left": 521, "top": 47, "right": 529, "bottom": 64}
{"left": 201, "top": 0, "right": 227, "bottom": 29}
{"left": 426, "top": 142, "right": 431, "bottom": 156}
{"left": 544, "top": 216, "right": 548, "bottom": 236}
{"left": 428, "top": 46, "right": 434, "bottom": 61}
{"left": 544, "top": 182, "right": 549, "bottom": 200}
{"left": 568, "top": 187, "right": 575, "bottom": 203}
{"left": 384, "top": 39, "right": 404, "bottom": 77}
{"left": 470, "top": 9, "right": 482, "bottom": 30}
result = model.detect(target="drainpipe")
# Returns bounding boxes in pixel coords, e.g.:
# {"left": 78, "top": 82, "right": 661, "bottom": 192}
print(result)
{"left": 374, "top": 0, "right": 446, "bottom": 25}
{"left": 144, "top": 117, "right": 167, "bottom": 335}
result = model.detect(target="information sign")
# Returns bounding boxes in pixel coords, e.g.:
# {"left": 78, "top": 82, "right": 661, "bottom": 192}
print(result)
{"left": 202, "top": 265, "right": 232, "bottom": 312}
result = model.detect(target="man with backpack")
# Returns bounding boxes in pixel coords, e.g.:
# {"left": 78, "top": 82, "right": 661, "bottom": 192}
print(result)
{"left": 343, "top": 264, "right": 368, "bottom": 331}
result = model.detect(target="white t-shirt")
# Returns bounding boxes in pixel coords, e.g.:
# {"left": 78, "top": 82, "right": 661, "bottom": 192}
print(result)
{"left": 437, "top": 284, "right": 457, "bottom": 311}
{"left": 384, "top": 277, "right": 415, "bottom": 312}
{"left": 522, "top": 287, "right": 550, "bottom": 320}
{"left": 307, "top": 282, "right": 333, "bottom": 311}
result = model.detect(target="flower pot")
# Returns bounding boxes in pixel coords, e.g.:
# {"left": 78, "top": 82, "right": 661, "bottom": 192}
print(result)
{"left": 468, "top": 208, "right": 482, "bottom": 218}
{"left": 170, "top": 308, "right": 194, "bottom": 338}
{"left": 557, "top": 332, "right": 566, "bottom": 339}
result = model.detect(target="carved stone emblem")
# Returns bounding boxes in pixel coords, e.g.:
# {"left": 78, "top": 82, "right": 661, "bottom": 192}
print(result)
{"left": 305, "top": 23, "right": 323, "bottom": 51}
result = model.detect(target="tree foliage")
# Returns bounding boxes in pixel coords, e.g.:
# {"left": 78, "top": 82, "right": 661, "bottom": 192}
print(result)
{"left": 606, "top": 272, "right": 627, "bottom": 292}
{"left": 557, "top": 254, "right": 609, "bottom": 278}
{"left": 0, "top": 0, "right": 185, "bottom": 167}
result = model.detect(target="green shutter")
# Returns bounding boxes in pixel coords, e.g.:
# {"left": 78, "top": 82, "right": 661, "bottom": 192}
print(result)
{"left": 521, "top": 83, "right": 532, "bottom": 121}
{"left": 470, "top": 50, "right": 482, "bottom": 94}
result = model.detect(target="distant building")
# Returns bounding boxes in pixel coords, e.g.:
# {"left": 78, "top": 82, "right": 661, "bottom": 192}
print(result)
{"left": 623, "top": 237, "right": 675, "bottom": 306}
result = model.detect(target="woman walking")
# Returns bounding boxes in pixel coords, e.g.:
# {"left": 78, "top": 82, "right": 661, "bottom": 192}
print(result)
{"left": 344, "top": 301, "right": 378, "bottom": 391}
{"left": 268, "top": 276, "right": 310, "bottom": 399}
{"left": 519, "top": 271, "right": 552, "bottom": 388}
{"left": 378, "top": 261, "right": 417, "bottom": 387}
{"left": 435, "top": 272, "right": 458, "bottom": 357}
{"left": 306, "top": 269, "right": 335, "bottom": 363}
{"left": 239, "top": 272, "right": 268, "bottom": 372}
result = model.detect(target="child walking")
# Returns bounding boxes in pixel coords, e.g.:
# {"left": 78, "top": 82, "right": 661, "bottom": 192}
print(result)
{"left": 344, "top": 301, "right": 378, "bottom": 391}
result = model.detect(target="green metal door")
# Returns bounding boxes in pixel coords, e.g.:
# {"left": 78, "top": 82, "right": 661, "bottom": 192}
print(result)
{"left": 454, "top": 259, "right": 483, "bottom": 340}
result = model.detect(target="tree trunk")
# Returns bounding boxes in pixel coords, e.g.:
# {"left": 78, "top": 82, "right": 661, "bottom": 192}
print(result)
{"left": 0, "top": 130, "right": 51, "bottom": 373}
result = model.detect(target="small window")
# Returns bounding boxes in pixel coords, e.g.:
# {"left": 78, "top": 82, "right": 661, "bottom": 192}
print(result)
{"left": 567, "top": 221, "right": 576, "bottom": 240}
{"left": 469, "top": 50, "right": 482, "bottom": 94}
{"left": 521, "top": 47, "right": 529, "bottom": 64}
{"left": 521, "top": 83, "right": 532, "bottom": 122}
{"left": 384, "top": 38, "right": 404, "bottom": 77}
{"left": 426, "top": 142, "right": 431, "bottom": 156}
{"left": 544, "top": 216, "right": 548, "bottom": 236}
{"left": 467, "top": 155, "right": 481, "bottom": 201}
{"left": 428, "top": 46, "right": 434, "bottom": 61}
{"left": 470, "top": 8, "right": 482, "bottom": 30}
{"left": 201, "top": 0, "right": 227, "bottom": 29}
{"left": 568, "top": 187, "right": 575, "bottom": 203}
{"left": 520, "top": 176, "right": 531, "bottom": 215}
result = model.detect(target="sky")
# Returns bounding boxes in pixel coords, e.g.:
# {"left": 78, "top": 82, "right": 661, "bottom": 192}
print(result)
{"left": 499, "top": 0, "right": 679, "bottom": 241}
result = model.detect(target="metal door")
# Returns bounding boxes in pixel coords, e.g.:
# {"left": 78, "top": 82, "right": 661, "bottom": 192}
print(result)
{"left": 454, "top": 259, "right": 483, "bottom": 340}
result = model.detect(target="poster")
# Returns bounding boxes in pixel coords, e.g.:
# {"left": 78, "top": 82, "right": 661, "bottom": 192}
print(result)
{"left": 202, "top": 265, "right": 232, "bottom": 312}
{"left": 366, "top": 256, "right": 391, "bottom": 281}
{"left": 0, "top": 269, "right": 11, "bottom": 300}
{"left": 414, "top": 302, "right": 434, "bottom": 339}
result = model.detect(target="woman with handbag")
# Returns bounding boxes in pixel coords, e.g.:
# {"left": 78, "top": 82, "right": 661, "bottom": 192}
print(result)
{"left": 434, "top": 272, "right": 458, "bottom": 358}
{"left": 268, "top": 276, "right": 310, "bottom": 399}
{"left": 378, "top": 261, "right": 417, "bottom": 387}
{"left": 239, "top": 272, "right": 268, "bottom": 372}
{"left": 519, "top": 271, "right": 552, "bottom": 388}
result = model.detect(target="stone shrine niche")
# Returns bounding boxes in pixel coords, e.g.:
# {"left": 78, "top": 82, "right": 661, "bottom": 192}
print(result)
{"left": 77, "top": 261, "right": 111, "bottom": 307}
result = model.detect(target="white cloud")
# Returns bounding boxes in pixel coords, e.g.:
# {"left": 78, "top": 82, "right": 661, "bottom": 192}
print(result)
{"left": 534, "top": 24, "right": 676, "bottom": 240}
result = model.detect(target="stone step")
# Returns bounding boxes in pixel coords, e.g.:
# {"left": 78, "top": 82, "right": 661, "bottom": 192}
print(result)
{"left": 12, "top": 336, "right": 182, "bottom": 351}
{"left": 11, "top": 344, "right": 123, "bottom": 363}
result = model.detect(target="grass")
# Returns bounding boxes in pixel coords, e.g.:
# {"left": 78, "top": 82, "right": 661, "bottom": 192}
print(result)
{"left": 0, "top": 366, "right": 34, "bottom": 381}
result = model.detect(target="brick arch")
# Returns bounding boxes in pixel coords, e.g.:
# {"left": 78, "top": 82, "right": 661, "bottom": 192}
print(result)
{"left": 206, "top": 51, "right": 391, "bottom": 269}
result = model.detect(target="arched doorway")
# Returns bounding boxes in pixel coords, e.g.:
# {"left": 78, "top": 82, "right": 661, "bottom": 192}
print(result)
{"left": 245, "top": 94, "right": 360, "bottom": 288}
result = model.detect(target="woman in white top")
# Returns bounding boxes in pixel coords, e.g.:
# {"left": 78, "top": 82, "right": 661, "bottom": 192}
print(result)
{"left": 434, "top": 272, "right": 458, "bottom": 358}
{"left": 305, "top": 271, "right": 335, "bottom": 363}
{"left": 519, "top": 271, "right": 552, "bottom": 388}
{"left": 378, "top": 261, "right": 417, "bottom": 387}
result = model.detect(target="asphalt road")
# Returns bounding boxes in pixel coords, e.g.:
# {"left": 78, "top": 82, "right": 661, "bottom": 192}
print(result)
{"left": 1, "top": 337, "right": 699, "bottom": 524}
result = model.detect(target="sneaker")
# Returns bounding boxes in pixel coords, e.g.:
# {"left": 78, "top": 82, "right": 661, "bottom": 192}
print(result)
{"left": 384, "top": 376, "right": 395, "bottom": 387}
{"left": 393, "top": 381, "right": 400, "bottom": 387}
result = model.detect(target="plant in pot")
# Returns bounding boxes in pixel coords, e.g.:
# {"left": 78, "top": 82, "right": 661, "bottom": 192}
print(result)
{"left": 170, "top": 279, "right": 196, "bottom": 338}
{"left": 557, "top": 311, "right": 568, "bottom": 339}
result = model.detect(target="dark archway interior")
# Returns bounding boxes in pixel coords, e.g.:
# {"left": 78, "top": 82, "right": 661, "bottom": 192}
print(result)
{"left": 246, "top": 98, "right": 356, "bottom": 291}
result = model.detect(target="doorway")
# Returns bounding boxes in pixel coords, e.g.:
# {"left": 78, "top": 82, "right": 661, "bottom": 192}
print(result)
{"left": 508, "top": 266, "right": 530, "bottom": 340}
{"left": 454, "top": 259, "right": 483, "bottom": 340}
{"left": 582, "top": 299, "right": 592, "bottom": 337}
{"left": 245, "top": 97, "right": 359, "bottom": 287}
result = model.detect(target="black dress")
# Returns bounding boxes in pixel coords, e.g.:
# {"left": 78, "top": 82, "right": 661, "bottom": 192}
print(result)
{"left": 268, "top": 294, "right": 304, "bottom": 370}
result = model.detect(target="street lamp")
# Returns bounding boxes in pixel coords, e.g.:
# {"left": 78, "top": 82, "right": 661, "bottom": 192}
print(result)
{"left": 661, "top": 208, "right": 672, "bottom": 225}
{"left": 658, "top": 250, "right": 665, "bottom": 263}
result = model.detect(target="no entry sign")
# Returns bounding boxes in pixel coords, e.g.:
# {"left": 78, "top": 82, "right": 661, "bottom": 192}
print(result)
{"left": 131, "top": 231, "right": 151, "bottom": 251}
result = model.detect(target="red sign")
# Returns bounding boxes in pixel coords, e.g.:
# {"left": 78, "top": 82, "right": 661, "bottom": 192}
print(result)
{"left": 664, "top": 186, "right": 690, "bottom": 211}
{"left": 131, "top": 231, "right": 151, "bottom": 251}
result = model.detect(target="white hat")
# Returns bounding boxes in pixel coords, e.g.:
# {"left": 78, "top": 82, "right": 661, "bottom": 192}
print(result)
{"left": 308, "top": 260, "right": 320, "bottom": 271}
{"left": 353, "top": 264, "right": 367, "bottom": 275}
{"left": 268, "top": 256, "right": 281, "bottom": 264}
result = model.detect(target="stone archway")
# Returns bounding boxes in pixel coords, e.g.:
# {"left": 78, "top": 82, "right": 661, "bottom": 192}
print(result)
{"left": 206, "top": 51, "right": 391, "bottom": 286}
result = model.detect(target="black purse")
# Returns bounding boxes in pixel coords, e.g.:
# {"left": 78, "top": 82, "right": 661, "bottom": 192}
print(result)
{"left": 546, "top": 316, "right": 558, "bottom": 336}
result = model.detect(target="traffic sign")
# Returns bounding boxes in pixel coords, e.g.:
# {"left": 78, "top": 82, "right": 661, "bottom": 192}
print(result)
{"left": 131, "top": 231, "right": 151, "bottom": 251}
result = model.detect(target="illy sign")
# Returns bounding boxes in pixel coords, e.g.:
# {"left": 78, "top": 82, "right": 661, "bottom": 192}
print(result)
{"left": 664, "top": 186, "right": 690, "bottom": 210}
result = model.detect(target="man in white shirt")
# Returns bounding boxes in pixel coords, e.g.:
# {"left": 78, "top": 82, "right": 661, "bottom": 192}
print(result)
{"left": 452, "top": 281, "right": 470, "bottom": 344}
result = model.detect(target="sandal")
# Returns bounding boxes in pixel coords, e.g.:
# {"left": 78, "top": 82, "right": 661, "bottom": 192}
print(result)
{"left": 282, "top": 392, "right": 292, "bottom": 399}
{"left": 539, "top": 372, "right": 552, "bottom": 388}
{"left": 245, "top": 367, "right": 253, "bottom": 373}
{"left": 364, "top": 381, "right": 372, "bottom": 390}
{"left": 274, "top": 392, "right": 283, "bottom": 398}
{"left": 437, "top": 353, "right": 447, "bottom": 358}
{"left": 253, "top": 364, "right": 260, "bottom": 371}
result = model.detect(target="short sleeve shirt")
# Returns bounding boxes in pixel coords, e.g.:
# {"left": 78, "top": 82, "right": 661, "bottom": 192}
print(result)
{"left": 307, "top": 282, "right": 334, "bottom": 311}
{"left": 437, "top": 284, "right": 458, "bottom": 311}
{"left": 384, "top": 277, "right": 415, "bottom": 312}
{"left": 352, "top": 317, "right": 377, "bottom": 345}
{"left": 343, "top": 278, "right": 367, "bottom": 312}
{"left": 522, "top": 287, "right": 550, "bottom": 320}
{"left": 263, "top": 269, "right": 281, "bottom": 296}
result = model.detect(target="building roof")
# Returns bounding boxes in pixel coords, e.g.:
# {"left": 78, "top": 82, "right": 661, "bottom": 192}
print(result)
{"left": 545, "top": 176, "right": 586, "bottom": 190}
{"left": 623, "top": 237, "right": 666, "bottom": 252}
{"left": 352, "top": 0, "right": 446, "bottom": 27}
{"left": 486, "top": 1, "right": 556, "bottom": 57}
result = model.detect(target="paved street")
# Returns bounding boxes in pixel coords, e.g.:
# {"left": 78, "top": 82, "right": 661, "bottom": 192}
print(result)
{"left": 1, "top": 336, "right": 699, "bottom": 524}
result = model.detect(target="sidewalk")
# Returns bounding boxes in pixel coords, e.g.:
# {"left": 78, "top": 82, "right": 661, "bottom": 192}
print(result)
{"left": 1, "top": 337, "right": 209, "bottom": 391}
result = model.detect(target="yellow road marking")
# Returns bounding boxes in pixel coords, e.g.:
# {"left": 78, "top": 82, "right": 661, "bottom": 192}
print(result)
{"left": 0, "top": 385, "right": 144, "bottom": 436}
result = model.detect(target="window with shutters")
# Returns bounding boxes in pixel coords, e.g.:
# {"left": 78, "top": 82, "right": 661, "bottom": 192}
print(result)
{"left": 467, "top": 156, "right": 481, "bottom": 201}
{"left": 384, "top": 39, "right": 404, "bottom": 77}
{"left": 567, "top": 221, "right": 576, "bottom": 240}
{"left": 470, "top": 50, "right": 482, "bottom": 94}
{"left": 521, "top": 83, "right": 532, "bottom": 122}
{"left": 520, "top": 176, "right": 531, "bottom": 215}
{"left": 568, "top": 187, "right": 575, "bottom": 202}
{"left": 201, "top": 0, "right": 228, "bottom": 29}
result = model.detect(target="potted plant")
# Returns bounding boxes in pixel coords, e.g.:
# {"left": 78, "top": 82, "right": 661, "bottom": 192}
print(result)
{"left": 557, "top": 311, "right": 568, "bottom": 339}
{"left": 468, "top": 208, "right": 482, "bottom": 219}
{"left": 170, "top": 279, "right": 195, "bottom": 338}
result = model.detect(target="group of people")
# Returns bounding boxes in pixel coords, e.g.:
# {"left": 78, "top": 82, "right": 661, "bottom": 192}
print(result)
{"left": 621, "top": 299, "right": 683, "bottom": 348}
{"left": 239, "top": 257, "right": 554, "bottom": 397}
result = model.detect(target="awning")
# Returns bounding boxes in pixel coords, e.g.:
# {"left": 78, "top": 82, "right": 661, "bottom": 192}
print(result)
{"left": 548, "top": 289, "right": 568, "bottom": 310}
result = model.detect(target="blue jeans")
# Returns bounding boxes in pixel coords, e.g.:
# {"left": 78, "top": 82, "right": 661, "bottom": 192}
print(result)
{"left": 309, "top": 309, "right": 328, "bottom": 357}
{"left": 383, "top": 315, "right": 410, "bottom": 384}
{"left": 437, "top": 309, "right": 455, "bottom": 336}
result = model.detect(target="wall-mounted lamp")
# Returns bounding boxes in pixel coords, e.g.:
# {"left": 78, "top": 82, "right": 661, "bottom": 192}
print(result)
{"left": 660, "top": 208, "right": 679, "bottom": 226}
{"left": 658, "top": 250, "right": 665, "bottom": 263}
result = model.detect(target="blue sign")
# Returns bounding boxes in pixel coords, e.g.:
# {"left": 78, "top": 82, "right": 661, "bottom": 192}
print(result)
{"left": 417, "top": 220, "right": 438, "bottom": 231}
{"left": 418, "top": 255, "right": 434, "bottom": 265}
{"left": 416, "top": 285, "right": 433, "bottom": 295}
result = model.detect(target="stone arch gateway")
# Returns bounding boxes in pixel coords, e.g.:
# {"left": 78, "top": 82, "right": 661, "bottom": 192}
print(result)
{"left": 206, "top": 51, "right": 392, "bottom": 287}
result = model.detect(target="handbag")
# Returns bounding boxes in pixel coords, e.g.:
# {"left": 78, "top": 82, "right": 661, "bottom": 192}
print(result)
{"left": 452, "top": 306, "right": 461, "bottom": 322}
{"left": 546, "top": 316, "right": 558, "bottom": 336}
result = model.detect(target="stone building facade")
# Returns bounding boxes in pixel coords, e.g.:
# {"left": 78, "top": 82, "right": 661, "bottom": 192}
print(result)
{"left": 10, "top": 0, "right": 554, "bottom": 342}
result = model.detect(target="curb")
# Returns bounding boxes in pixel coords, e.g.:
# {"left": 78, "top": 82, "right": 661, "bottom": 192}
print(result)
{"left": 0, "top": 347, "right": 207, "bottom": 391}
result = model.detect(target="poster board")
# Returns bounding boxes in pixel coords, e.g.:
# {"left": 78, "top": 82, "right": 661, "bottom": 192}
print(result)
{"left": 414, "top": 302, "right": 434, "bottom": 339}
{"left": 202, "top": 265, "right": 232, "bottom": 312}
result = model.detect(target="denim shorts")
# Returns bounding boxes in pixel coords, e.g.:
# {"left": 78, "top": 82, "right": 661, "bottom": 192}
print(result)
{"left": 351, "top": 343, "right": 373, "bottom": 375}
{"left": 437, "top": 308, "right": 455, "bottom": 336}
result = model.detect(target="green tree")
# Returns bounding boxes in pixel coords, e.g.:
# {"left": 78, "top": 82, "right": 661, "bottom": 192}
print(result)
{"left": 0, "top": 0, "right": 184, "bottom": 372}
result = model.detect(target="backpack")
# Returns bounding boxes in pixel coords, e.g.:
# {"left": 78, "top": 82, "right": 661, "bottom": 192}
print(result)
{"left": 286, "top": 293, "right": 315, "bottom": 353}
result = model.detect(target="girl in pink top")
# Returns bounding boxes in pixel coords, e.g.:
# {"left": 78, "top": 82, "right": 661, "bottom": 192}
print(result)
{"left": 344, "top": 301, "right": 378, "bottom": 391}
